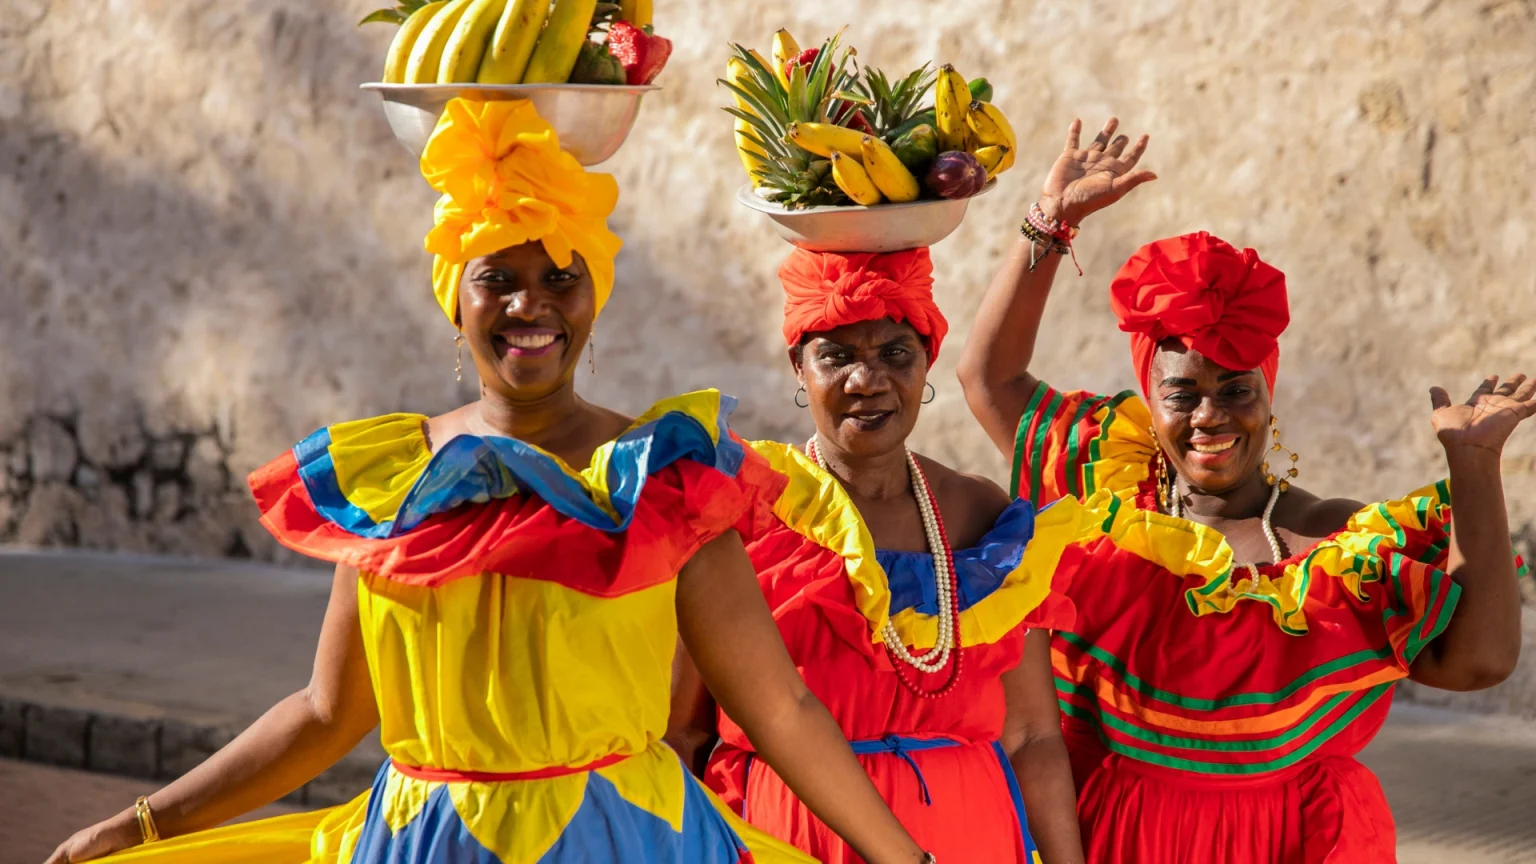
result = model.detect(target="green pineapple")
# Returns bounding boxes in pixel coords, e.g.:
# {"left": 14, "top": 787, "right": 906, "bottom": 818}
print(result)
{"left": 854, "top": 63, "right": 938, "bottom": 140}
{"left": 720, "top": 34, "right": 864, "bottom": 208}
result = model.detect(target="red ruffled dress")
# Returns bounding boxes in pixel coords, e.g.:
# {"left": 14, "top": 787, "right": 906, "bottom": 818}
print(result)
{"left": 703, "top": 441, "right": 1092, "bottom": 863}
{"left": 1013, "top": 382, "right": 1526, "bottom": 863}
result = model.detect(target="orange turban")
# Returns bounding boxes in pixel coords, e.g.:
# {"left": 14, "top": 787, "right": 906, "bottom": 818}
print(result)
{"left": 421, "top": 99, "right": 623, "bottom": 326}
{"left": 1109, "top": 232, "right": 1289, "bottom": 396}
{"left": 778, "top": 247, "right": 948, "bottom": 362}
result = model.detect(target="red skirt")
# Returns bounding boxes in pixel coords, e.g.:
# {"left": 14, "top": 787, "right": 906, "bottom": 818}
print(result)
{"left": 1077, "top": 751, "right": 1395, "bottom": 863}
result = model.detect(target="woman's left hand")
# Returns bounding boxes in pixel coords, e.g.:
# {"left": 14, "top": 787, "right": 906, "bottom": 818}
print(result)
{"left": 1430, "top": 374, "right": 1536, "bottom": 456}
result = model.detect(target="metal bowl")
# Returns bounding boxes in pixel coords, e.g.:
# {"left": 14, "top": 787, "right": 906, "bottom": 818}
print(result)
{"left": 361, "top": 83, "right": 660, "bottom": 166}
{"left": 735, "top": 181, "right": 996, "bottom": 252}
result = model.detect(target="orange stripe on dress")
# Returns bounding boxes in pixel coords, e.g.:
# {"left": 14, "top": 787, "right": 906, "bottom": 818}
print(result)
{"left": 390, "top": 751, "right": 631, "bottom": 783}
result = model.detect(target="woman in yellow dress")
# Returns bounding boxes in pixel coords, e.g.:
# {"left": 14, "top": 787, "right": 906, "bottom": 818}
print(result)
{"left": 46, "top": 100, "right": 937, "bottom": 864}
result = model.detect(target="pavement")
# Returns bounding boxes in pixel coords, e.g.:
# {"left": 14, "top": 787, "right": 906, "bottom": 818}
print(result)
{"left": 1, "top": 547, "right": 1535, "bottom": 862}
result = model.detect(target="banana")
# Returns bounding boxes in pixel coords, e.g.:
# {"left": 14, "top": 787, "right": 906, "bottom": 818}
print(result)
{"left": 974, "top": 145, "right": 1009, "bottom": 178}
{"left": 787, "top": 122, "right": 864, "bottom": 159}
{"left": 523, "top": 0, "right": 599, "bottom": 83}
{"left": 631, "top": 0, "right": 652, "bottom": 27}
{"left": 405, "top": 0, "right": 474, "bottom": 83}
{"left": 860, "top": 135, "right": 920, "bottom": 203}
{"left": 384, "top": 1, "right": 446, "bottom": 83}
{"left": 476, "top": 0, "right": 549, "bottom": 83}
{"left": 439, "top": 0, "right": 508, "bottom": 83}
{"left": 618, "top": 0, "right": 638, "bottom": 21}
{"left": 966, "top": 100, "right": 1017, "bottom": 173}
{"left": 725, "top": 57, "right": 755, "bottom": 113}
{"left": 736, "top": 118, "right": 768, "bottom": 185}
{"left": 934, "top": 64, "right": 971, "bottom": 153}
{"left": 830, "top": 151, "right": 882, "bottom": 206}
{"left": 771, "top": 29, "right": 800, "bottom": 91}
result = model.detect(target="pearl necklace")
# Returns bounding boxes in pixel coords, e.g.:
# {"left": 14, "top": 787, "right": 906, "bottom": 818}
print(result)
{"left": 807, "top": 436, "right": 964, "bottom": 697}
{"left": 1170, "top": 479, "right": 1286, "bottom": 583}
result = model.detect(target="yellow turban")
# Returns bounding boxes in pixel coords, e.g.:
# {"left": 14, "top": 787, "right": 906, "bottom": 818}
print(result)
{"left": 421, "top": 98, "right": 623, "bottom": 325}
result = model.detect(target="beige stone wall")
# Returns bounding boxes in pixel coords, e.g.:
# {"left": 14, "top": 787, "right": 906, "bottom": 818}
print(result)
{"left": 2, "top": 0, "right": 1533, "bottom": 575}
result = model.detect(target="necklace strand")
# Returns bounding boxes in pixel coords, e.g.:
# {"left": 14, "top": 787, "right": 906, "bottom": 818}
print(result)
{"left": 807, "top": 437, "right": 964, "bottom": 697}
{"left": 1169, "top": 474, "right": 1286, "bottom": 581}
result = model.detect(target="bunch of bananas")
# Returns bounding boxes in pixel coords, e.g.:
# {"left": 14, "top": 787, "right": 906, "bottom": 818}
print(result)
{"left": 366, "top": 0, "right": 667, "bottom": 87}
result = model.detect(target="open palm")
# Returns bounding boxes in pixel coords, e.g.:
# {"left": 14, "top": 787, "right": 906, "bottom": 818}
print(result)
{"left": 1430, "top": 374, "right": 1536, "bottom": 454}
{"left": 1040, "top": 117, "right": 1156, "bottom": 226}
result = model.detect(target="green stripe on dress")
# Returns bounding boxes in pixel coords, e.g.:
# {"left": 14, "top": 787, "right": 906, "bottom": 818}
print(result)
{"left": 1028, "top": 389, "right": 1066, "bottom": 509}
{"left": 1010, "top": 381, "right": 1051, "bottom": 501}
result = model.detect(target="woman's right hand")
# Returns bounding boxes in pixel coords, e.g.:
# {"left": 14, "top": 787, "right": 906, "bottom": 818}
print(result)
{"left": 44, "top": 809, "right": 140, "bottom": 864}
{"left": 1039, "top": 117, "right": 1155, "bottom": 226}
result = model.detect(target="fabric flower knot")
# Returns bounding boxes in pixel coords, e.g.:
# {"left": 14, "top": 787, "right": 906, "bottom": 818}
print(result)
{"left": 1109, "top": 231, "right": 1290, "bottom": 396}
{"left": 420, "top": 98, "right": 623, "bottom": 325}
{"left": 778, "top": 248, "right": 949, "bottom": 361}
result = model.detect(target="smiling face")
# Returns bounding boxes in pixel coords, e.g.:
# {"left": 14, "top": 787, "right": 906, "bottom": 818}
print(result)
{"left": 1148, "top": 340, "right": 1272, "bottom": 494}
{"left": 792, "top": 318, "right": 929, "bottom": 459}
{"left": 458, "top": 242, "right": 592, "bottom": 401}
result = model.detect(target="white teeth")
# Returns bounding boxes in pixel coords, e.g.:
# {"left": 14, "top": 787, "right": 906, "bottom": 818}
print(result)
{"left": 1192, "top": 439, "right": 1236, "bottom": 453}
{"left": 505, "top": 332, "right": 556, "bottom": 349}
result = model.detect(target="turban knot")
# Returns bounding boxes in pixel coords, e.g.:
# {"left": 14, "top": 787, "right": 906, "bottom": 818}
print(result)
{"left": 778, "top": 248, "right": 948, "bottom": 361}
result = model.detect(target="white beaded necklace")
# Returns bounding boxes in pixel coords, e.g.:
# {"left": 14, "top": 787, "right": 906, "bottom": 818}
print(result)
{"left": 807, "top": 436, "right": 959, "bottom": 676}
{"left": 1169, "top": 478, "right": 1286, "bottom": 583}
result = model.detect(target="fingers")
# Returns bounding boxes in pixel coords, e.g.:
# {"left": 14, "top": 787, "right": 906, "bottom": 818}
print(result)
{"left": 1064, "top": 118, "right": 1082, "bottom": 151}
{"left": 1105, "top": 134, "right": 1131, "bottom": 158}
{"left": 1466, "top": 375, "right": 1499, "bottom": 406}
{"left": 1109, "top": 169, "right": 1158, "bottom": 196}
{"left": 1121, "top": 134, "right": 1150, "bottom": 169}
{"left": 1429, "top": 386, "right": 1452, "bottom": 411}
{"left": 1511, "top": 373, "right": 1536, "bottom": 402}
{"left": 1089, "top": 117, "right": 1119, "bottom": 151}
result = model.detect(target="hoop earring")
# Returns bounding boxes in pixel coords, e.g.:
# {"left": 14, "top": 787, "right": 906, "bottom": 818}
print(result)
{"left": 922, "top": 382, "right": 936, "bottom": 404}
{"left": 587, "top": 335, "right": 596, "bottom": 376}
{"left": 1262, "top": 415, "right": 1300, "bottom": 491}
{"left": 1149, "top": 425, "right": 1178, "bottom": 516}
{"left": 793, "top": 386, "right": 808, "bottom": 409}
{"left": 454, "top": 332, "right": 464, "bottom": 383}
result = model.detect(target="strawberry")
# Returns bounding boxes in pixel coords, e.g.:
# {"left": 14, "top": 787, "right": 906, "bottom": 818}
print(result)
{"left": 607, "top": 21, "right": 672, "bottom": 86}
{"left": 782, "top": 47, "right": 820, "bottom": 83}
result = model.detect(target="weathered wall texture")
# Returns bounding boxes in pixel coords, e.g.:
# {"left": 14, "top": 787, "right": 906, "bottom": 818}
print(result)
{"left": 3, "top": 0, "right": 1533, "bottom": 574}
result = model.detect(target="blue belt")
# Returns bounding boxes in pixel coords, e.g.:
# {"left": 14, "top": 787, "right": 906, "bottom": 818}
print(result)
{"left": 741, "top": 735, "right": 962, "bottom": 816}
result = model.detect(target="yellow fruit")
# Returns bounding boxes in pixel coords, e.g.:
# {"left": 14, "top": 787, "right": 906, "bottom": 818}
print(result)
{"left": 974, "top": 145, "right": 1009, "bottom": 178}
{"left": 859, "top": 135, "right": 920, "bottom": 203}
{"left": 771, "top": 29, "right": 800, "bottom": 91}
{"left": 830, "top": 151, "right": 883, "bottom": 206}
{"left": 934, "top": 64, "right": 971, "bottom": 152}
{"left": 736, "top": 119, "right": 768, "bottom": 185}
{"left": 405, "top": 0, "right": 474, "bottom": 83}
{"left": 522, "top": 0, "right": 599, "bottom": 83}
{"left": 476, "top": 0, "right": 550, "bottom": 83}
{"left": 725, "top": 57, "right": 755, "bottom": 113}
{"left": 631, "top": 0, "right": 652, "bottom": 27}
{"left": 618, "top": 0, "right": 639, "bottom": 21}
{"left": 966, "top": 100, "right": 1017, "bottom": 173}
{"left": 787, "top": 122, "right": 864, "bottom": 159}
{"left": 383, "top": 1, "right": 446, "bottom": 83}
{"left": 439, "top": 0, "right": 508, "bottom": 83}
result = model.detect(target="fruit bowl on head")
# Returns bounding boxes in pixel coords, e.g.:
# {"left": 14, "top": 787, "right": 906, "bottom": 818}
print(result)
{"left": 362, "top": 82, "right": 659, "bottom": 166}
{"left": 735, "top": 181, "right": 996, "bottom": 253}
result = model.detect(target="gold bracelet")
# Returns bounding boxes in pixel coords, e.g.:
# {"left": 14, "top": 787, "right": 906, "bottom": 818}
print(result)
{"left": 134, "top": 796, "right": 160, "bottom": 844}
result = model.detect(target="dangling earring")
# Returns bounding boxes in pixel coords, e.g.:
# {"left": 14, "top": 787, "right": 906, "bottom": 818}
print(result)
{"left": 922, "top": 382, "right": 936, "bottom": 404}
{"left": 1262, "top": 415, "right": 1300, "bottom": 492}
{"left": 794, "top": 386, "right": 808, "bottom": 408}
{"left": 454, "top": 332, "right": 464, "bottom": 383}
{"left": 1149, "top": 425, "right": 1178, "bottom": 516}
{"left": 587, "top": 335, "right": 597, "bottom": 376}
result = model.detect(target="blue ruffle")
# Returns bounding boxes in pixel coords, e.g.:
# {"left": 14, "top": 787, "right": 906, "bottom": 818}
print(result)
{"left": 293, "top": 394, "right": 745, "bottom": 539}
{"left": 877, "top": 498, "right": 1043, "bottom": 616}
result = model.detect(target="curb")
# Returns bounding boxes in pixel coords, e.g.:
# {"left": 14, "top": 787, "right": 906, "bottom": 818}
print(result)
{"left": 0, "top": 696, "right": 376, "bottom": 807}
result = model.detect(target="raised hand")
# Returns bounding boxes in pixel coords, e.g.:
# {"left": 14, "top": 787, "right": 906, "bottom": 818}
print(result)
{"left": 1430, "top": 374, "right": 1536, "bottom": 456}
{"left": 1039, "top": 117, "right": 1156, "bottom": 226}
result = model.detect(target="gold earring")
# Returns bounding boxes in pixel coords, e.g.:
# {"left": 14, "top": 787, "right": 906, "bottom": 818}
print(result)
{"left": 1149, "top": 425, "right": 1176, "bottom": 513}
{"left": 454, "top": 332, "right": 464, "bottom": 383}
{"left": 1262, "top": 415, "right": 1300, "bottom": 492}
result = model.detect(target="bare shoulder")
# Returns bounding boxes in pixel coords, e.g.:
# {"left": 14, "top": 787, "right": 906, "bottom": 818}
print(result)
{"left": 914, "top": 454, "right": 1012, "bottom": 547}
{"left": 1277, "top": 484, "right": 1366, "bottom": 541}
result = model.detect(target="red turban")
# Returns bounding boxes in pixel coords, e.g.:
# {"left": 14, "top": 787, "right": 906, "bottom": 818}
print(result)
{"left": 1109, "top": 232, "right": 1289, "bottom": 396}
{"left": 778, "top": 247, "right": 949, "bottom": 362}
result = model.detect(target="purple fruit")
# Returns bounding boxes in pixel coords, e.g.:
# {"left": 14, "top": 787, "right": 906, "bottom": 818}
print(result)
{"left": 924, "top": 150, "right": 987, "bottom": 200}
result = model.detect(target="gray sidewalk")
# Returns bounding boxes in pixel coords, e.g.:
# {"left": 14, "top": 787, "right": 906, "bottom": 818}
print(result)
{"left": 1, "top": 548, "right": 1534, "bottom": 860}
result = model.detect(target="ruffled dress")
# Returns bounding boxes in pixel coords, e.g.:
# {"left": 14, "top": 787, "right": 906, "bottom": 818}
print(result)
{"left": 703, "top": 441, "right": 1095, "bottom": 864}
{"left": 1012, "top": 382, "right": 1528, "bottom": 863}
{"left": 103, "top": 391, "right": 811, "bottom": 864}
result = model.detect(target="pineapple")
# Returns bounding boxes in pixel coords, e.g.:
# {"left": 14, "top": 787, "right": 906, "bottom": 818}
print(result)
{"left": 854, "top": 63, "right": 938, "bottom": 141}
{"left": 720, "top": 33, "right": 864, "bottom": 208}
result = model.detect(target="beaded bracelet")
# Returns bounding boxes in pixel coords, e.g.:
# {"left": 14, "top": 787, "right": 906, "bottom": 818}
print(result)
{"left": 1023, "top": 201, "right": 1084, "bottom": 275}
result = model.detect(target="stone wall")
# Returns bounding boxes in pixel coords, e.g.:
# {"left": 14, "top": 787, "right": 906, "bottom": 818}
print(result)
{"left": 3, "top": 0, "right": 1533, "bottom": 575}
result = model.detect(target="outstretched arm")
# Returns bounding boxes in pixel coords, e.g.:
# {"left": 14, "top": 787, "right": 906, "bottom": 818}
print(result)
{"left": 1000, "top": 630, "right": 1085, "bottom": 864}
{"left": 46, "top": 564, "right": 380, "bottom": 863}
{"left": 677, "top": 530, "right": 926, "bottom": 864}
{"left": 1412, "top": 374, "right": 1536, "bottom": 690}
{"left": 957, "top": 117, "right": 1156, "bottom": 458}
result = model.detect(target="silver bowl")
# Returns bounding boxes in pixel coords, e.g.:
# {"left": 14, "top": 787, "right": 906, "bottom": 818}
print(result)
{"left": 735, "top": 181, "right": 996, "bottom": 252}
{"left": 361, "top": 83, "right": 660, "bottom": 166}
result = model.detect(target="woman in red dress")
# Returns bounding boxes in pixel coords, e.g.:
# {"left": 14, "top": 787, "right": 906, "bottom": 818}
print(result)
{"left": 956, "top": 118, "right": 1536, "bottom": 862}
{"left": 668, "top": 246, "right": 1091, "bottom": 863}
